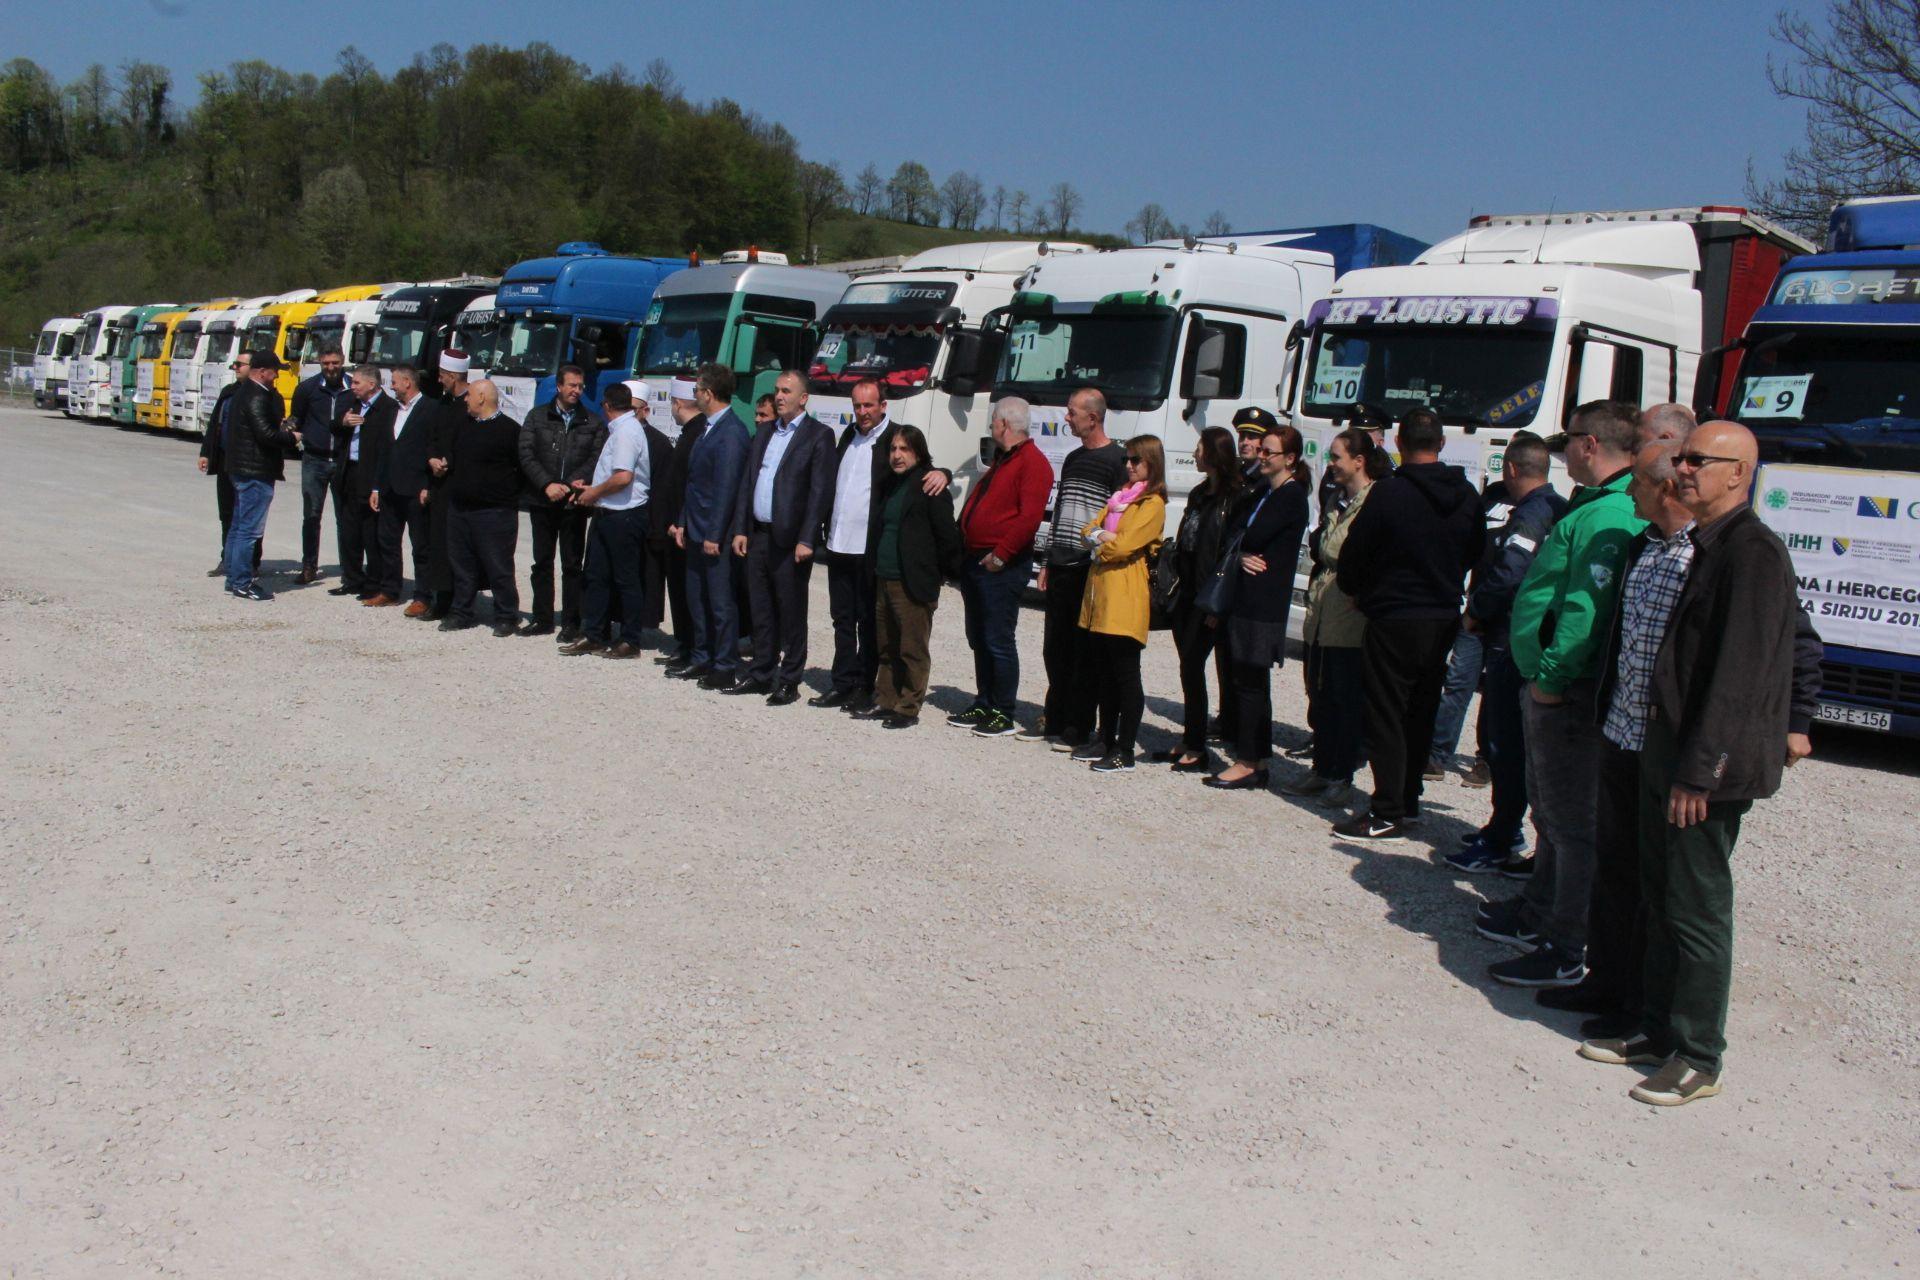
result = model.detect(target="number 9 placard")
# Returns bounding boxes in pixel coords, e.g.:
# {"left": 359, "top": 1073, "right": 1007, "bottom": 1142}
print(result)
{"left": 1739, "top": 373, "right": 1813, "bottom": 420}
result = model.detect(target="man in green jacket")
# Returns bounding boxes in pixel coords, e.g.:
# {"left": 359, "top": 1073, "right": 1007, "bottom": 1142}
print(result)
{"left": 1476, "top": 400, "right": 1646, "bottom": 988}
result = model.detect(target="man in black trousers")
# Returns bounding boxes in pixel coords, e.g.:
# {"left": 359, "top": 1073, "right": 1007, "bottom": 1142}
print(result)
{"left": 328, "top": 364, "right": 395, "bottom": 602}
{"left": 1332, "top": 407, "right": 1485, "bottom": 840}
{"left": 375, "top": 365, "right": 441, "bottom": 615}
{"left": 440, "top": 379, "right": 523, "bottom": 637}
{"left": 656, "top": 376, "right": 708, "bottom": 672}
{"left": 197, "top": 349, "right": 259, "bottom": 578}
{"left": 516, "top": 363, "right": 605, "bottom": 641}
{"left": 728, "top": 370, "right": 835, "bottom": 705}
{"left": 813, "top": 377, "right": 950, "bottom": 712}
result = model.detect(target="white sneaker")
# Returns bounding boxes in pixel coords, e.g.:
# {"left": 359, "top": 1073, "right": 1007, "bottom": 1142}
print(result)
{"left": 1628, "top": 1055, "right": 1723, "bottom": 1106}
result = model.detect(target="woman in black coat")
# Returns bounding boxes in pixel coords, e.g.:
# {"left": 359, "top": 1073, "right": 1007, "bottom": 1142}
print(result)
{"left": 860, "top": 424, "right": 961, "bottom": 729}
{"left": 1205, "top": 424, "right": 1311, "bottom": 790}
{"left": 1155, "top": 426, "right": 1247, "bottom": 771}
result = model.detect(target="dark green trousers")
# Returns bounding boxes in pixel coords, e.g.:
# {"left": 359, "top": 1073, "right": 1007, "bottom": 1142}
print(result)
{"left": 1637, "top": 721, "right": 1749, "bottom": 1074}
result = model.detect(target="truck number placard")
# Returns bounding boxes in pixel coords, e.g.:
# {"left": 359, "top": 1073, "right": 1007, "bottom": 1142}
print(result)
{"left": 1739, "top": 374, "right": 1812, "bottom": 420}
{"left": 1757, "top": 462, "right": 1920, "bottom": 658}
{"left": 1312, "top": 363, "right": 1364, "bottom": 404}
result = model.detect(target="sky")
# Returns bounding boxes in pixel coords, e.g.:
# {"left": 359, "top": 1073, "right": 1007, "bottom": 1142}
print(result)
{"left": 6, "top": 0, "right": 1817, "bottom": 247}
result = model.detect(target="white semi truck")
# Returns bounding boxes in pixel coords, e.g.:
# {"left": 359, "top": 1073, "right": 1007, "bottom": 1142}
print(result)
{"left": 805, "top": 241, "right": 1092, "bottom": 485}
{"left": 32, "top": 317, "right": 83, "bottom": 409}
{"left": 68, "top": 305, "right": 135, "bottom": 419}
{"left": 1290, "top": 207, "right": 1813, "bottom": 489}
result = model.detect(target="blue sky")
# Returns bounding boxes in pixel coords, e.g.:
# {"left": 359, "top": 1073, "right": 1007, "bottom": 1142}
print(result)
{"left": 10, "top": 0, "right": 1814, "bottom": 246}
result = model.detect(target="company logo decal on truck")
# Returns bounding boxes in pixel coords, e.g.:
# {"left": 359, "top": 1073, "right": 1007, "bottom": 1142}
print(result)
{"left": 1313, "top": 296, "right": 1557, "bottom": 327}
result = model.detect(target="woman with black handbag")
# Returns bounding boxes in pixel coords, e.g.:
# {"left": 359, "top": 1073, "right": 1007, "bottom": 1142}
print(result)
{"left": 1152, "top": 426, "right": 1246, "bottom": 771}
{"left": 1204, "top": 425, "right": 1311, "bottom": 791}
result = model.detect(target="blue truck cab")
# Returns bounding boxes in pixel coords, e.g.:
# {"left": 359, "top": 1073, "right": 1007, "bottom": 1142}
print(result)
{"left": 1737, "top": 195, "right": 1920, "bottom": 737}
{"left": 490, "top": 243, "right": 687, "bottom": 424}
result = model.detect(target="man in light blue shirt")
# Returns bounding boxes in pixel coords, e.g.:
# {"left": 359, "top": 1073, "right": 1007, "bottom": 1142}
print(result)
{"left": 562, "top": 382, "right": 652, "bottom": 658}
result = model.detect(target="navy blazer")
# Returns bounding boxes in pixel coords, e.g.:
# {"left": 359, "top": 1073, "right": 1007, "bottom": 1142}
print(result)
{"left": 733, "top": 412, "right": 836, "bottom": 551}
{"left": 682, "top": 408, "right": 750, "bottom": 547}
{"left": 382, "top": 394, "right": 444, "bottom": 497}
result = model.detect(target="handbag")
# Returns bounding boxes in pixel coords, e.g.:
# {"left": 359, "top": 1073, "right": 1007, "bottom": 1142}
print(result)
{"left": 1193, "top": 526, "right": 1247, "bottom": 618}
{"left": 1148, "top": 542, "right": 1180, "bottom": 631}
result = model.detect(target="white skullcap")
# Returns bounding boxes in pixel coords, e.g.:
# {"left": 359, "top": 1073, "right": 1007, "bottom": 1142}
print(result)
{"left": 623, "top": 380, "right": 651, "bottom": 409}
{"left": 438, "top": 349, "right": 471, "bottom": 374}
{"left": 668, "top": 377, "right": 698, "bottom": 401}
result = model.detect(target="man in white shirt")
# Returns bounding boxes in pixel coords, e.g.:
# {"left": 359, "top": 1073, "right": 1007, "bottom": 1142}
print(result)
{"left": 374, "top": 364, "right": 440, "bottom": 610}
{"left": 813, "top": 377, "right": 949, "bottom": 712}
{"left": 561, "top": 381, "right": 652, "bottom": 659}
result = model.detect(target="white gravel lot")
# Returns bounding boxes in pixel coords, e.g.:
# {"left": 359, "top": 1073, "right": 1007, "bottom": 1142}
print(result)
{"left": 0, "top": 403, "right": 1915, "bottom": 1277}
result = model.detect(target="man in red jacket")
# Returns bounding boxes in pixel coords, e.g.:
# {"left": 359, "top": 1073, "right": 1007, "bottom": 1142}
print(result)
{"left": 953, "top": 396, "right": 1053, "bottom": 736}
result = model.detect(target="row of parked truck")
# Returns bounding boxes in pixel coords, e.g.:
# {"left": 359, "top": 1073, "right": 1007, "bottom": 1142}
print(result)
{"left": 29, "top": 199, "right": 1920, "bottom": 735}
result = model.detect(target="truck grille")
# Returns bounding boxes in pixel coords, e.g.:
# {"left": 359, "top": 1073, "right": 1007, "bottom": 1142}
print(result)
{"left": 1819, "top": 659, "right": 1920, "bottom": 711}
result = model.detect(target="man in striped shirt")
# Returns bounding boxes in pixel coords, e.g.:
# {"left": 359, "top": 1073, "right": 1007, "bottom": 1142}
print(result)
{"left": 1034, "top": 387, "right": 1127, "bottom": 749}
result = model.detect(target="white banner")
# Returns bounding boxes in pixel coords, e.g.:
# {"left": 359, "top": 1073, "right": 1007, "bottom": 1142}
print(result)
{"left": 1755, "top": 462, "right": 1920, "bottom": 657}
{"left": 136, "top": 363, "right": 155, "bottom": 405}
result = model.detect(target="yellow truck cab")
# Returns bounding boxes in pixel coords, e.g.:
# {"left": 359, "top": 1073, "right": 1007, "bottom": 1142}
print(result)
{"left": 242, "top": 288, "right": 321, "bottom": 403}
{"left": 134, "top": 309, "right": 190, "bottom": 428}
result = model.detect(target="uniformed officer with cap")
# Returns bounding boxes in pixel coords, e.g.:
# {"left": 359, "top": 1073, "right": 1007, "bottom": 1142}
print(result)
{"left": 1233, "top": 406, "right": 1279, "bottom": 483}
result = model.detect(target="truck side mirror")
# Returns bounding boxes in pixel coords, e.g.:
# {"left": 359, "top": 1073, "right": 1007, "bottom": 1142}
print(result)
{"left": 943, "top": 330, "right": 984, "bottom": 395}
{"left": 349, "top": 327, "right": 372, "bottom": 363}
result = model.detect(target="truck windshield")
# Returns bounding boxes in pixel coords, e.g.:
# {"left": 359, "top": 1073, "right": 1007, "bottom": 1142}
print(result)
{"left": 81, "top": 317, "right": 104, "bottom": 354}
{"left": 246, "top": 318, "right": 280, "bottom": 351}
{"left": 1736, "top": 326, "right": 1920, "bottom": 473}
{"left": 1304, "top": 326, "right": 1555, "bottom": 426}
{"left": 634, "top": 295, "right": 730, "bottom": 375}
{"left": 57, "top": 331, "right": 77, "bottom": 357}
{"left": 495, "top": 314, "right": 567, "bottom": 377}
{"left": 203, "top": 330, "right": 236, "bottom": 364}
{"left": 994, "top": 311, "right": 1179, "bottom": 405}
{"left": 807, "top": 326, "right": 941, "bottom": 398}
{"left": 301, "top": 322, "right": 344, "bottom": 364}
{"left": 373, "top": 319, "right": 428, "bottom": 366}
{"left": 169, "top": 324, "right": 201, "bottom": 358}
{"left": 139, "top": 329, "right": 168, "bottom": 359}
{"left": 36, "top": 330, "right": 57, "bottom": 355}
{"left": 457, "top": 316, "right": 505, "bottom": 370}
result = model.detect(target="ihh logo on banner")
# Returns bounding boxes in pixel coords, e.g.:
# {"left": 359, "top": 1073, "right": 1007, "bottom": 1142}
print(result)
{"left": 1786, "top": 532, "right": 1823, "bottom": 553}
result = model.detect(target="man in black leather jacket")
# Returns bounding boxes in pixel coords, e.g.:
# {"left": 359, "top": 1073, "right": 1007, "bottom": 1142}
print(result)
{"left": 516, "top": 364, "right": 606, "bottom": 639}
{"left": 198, "top": 350, "right": 260, "bottom": 578}
{"left": 222, "top": 350, "right": 299, "bottom": 601}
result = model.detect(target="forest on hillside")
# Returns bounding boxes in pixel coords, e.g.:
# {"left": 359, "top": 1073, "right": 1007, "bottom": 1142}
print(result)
{"left": 0, "top": 45, "right": 1128, "bottom": 347}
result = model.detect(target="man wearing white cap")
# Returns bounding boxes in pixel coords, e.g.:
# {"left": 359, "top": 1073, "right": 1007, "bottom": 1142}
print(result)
{"left": 654, "top": 375, "right": 709, "bottom": 672}
{"left": 419, "top": 347, "right": 473, "bottom": 618}
{"left": 516, "top": 363, "right": 606, "bottom": 640}
{"left": 560, "top": 381, "right": 653, "bottom": 658}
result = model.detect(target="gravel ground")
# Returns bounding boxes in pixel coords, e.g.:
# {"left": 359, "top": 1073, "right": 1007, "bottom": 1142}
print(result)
{"left": 1, "top": 404, "right": 1915, "bottom": 1277}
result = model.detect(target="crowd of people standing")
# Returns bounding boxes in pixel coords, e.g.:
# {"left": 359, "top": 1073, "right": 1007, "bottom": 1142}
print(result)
{"left": 195, "top": 347, "right": 1819, "bottom": 1107}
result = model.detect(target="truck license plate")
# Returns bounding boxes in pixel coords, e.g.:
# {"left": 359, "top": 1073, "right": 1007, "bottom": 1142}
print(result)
{"left": 1815, "top": 702, "right": 1891, "bottom": 732}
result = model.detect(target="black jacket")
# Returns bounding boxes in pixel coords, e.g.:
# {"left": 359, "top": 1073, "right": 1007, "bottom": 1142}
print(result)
{"left": 336, "top": 393, "right": 397, "bottom": 501}
{"left": 1336, "top": 461, "right": 1485, "bottom": 621}
{"left": 1173, "top": 475, "right": 1249, "bottom": 606}
{"left": 1225, "top": 479, "right": 1310, "bottom": 626}
{"left": 383, "top": 393, "right": 442, "bottom": 496}
{"left": 448, "top": 414, "right": 524, "bottom": 510}
{"left": 733, "top": 414, "right": 836, "bottom": 551}
{"left": 1466, "top": 482, "right": 1567, "bottom": 639}
{"left": 289, "top": 371, "right": 352, "bottom": 455}
{"left": 199, "top": 382, "right": 242, "bottom": 475}
{"left": 1596, "top": 507, "right": 1822, "bottom": 800}
{"left": 655, "top": 412, "right": 707, "bottom": 530}
{"left": 874, "top": 464, "right": 962, "bottom": 605}
{"left": 821, "top": 418, "right": 953, "bottom": 559}
{"left": 223, "top": 379, "right": 296, "bottom": 482}
{"left": 517, "top": 398, "right": 607, "bottom": 509}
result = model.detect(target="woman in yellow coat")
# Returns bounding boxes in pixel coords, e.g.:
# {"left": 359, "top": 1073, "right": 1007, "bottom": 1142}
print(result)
{"left": 1072, "top": 435, "right": 1167, "bottom": 773}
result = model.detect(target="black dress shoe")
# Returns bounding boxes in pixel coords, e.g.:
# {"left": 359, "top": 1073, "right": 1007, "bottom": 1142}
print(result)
{"left": 698, "top": 670, "right": 738, "bottom": 691}
{"left": 808, "top": 688, "right": 853, "bottom": 709}
{"left": 559, "top": 637, "right": 607, "bottom": 656}
{"left": 766, "top": 683, "right": 799, "bottom": 706}
{"left": 520, "top": 621, "right": 556, "bottom": 637}
{"left": 1203, "top": 767, "right": 1270, "bottom": 791}
{"left": 327, "top": 584, "right": 357, "bottom": 596}
{"left": 723, "top": 677, "right": 773, "bottom": 696}
{"left": 657, "top": 648, "right": 693, "bottom": 668}
{"left": 602, "top": 641, "right": 641, "bottom": 659}
{"left": 556, "top": 626, "right": 581, "bottom": 644}
{"left": 844, "top": 692, "right": 877, "bottom": 715}
{"left": 669, "top": 663, "right": 711, "bottom": 681}
{"left": 1169, "top": 755, "right": 1212, "bottom": 773}
{"left": 206, "top": 564, "right": 224, "bottom": 577}
{"left": 849, "top": 703, "right": 892, "bottom": 721}
{"left": 491, "top": 621, "right": 518, "bottom": 638}
{"left": 881, "top": 713, "right": 917, "bottom": 729}
{"left": 437, "top": 617, "right": 476, "bottom": 632}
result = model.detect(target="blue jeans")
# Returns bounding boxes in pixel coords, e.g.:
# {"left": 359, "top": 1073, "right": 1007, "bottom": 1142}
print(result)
{"left": 1479, "top": 643, "right": 1528, "bottom": 845}
{"left": 225, "top": 478, "right": 274, "bottom": 592}
{"left": 958, "top": 551, "right": 1029, "bottom": 714}
{"left": 685, "top": 543, "right": 739, "bottom": 674}
{"left": 1429, "top": 628, "right": 1485, "bottom": 765}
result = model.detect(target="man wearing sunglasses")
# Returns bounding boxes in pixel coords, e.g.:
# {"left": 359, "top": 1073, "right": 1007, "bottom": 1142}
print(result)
{"left": 1479, "top": 401, "right": 1645, "bottom": 989}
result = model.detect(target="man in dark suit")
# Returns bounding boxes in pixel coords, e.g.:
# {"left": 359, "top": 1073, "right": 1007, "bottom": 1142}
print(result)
{"left": 814, "top": 376, "right": 950, "bottom": 712}
{"left": 197, "top": 349, "right": 259, "bottom": 578}
{"left": 375, "top": 364, "right": 443, "bottom": 615}
{"left": 728, "top": 369, "right": 835, "bottom": 704}
{"left": 329, "top": 365, "right": 396, "bottom": 602}
{"left": 654, "top": 376, "right": 708, "bottom": 672}
{"left": 677, "top": 364, "right": 749, "bottom": 689}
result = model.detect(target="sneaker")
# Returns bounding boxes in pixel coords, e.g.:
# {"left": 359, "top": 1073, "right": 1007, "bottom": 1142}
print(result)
{"left": 1279, "top": 774, "right": 1330, "bottom": 798}
{"left": 1069, "top": 740, "right": 1107, "bottom": 762}
{"left": 1629, "top": 1056, "right": 1723, "bottom": 1107}
{"left": 1461, "top": 759, "right": 1492, "bottom": 789}
{"left": 947, "top": 705, "right": 991, "bottom": 729}
{"left": 1089, "top": 751, "right": 1135, "bottom": 773}
{"left": 1443, "top": 844, "right": 1509, "bottom": 875}
{"left": 227, "top": 584, "right": 272, "bottom": 602}
{"left": 1315, "top": 781, "right": 1358, "bottom": 809}
{"left": 1013, "top": 724, "right": 1051, "bottom": 742}
{"left": 1331, "top": 812, "right": 1405, "bottom": 841}
{"left": 1497, "top": 852, "right": 1535, "bottom": 881}
{"left": 1577, "top": 1033, "right": 1666, "bottom": 1066}
{"left": 971, "top": 712, "right": 1018, "bottom": 737}
{"left": 1473, "top": 898, "right": 1538, "bottom": 950}
{"left": 1488, "top": 940, "right": 1587, "bottom": 988}
{"left": 1049, "top": 736, "right": 1079, "bottom": 753}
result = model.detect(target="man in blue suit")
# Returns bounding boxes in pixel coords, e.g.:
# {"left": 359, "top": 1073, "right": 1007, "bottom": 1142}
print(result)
{"left": 677, "top": 363, "right": 751, "bottom": 690}
{"left": 729, "top": 369, "right": 836, "bottom": 705}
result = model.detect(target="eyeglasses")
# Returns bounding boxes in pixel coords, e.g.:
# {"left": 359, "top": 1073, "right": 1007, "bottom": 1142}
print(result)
{"left": 1672, "top": 452, "right": 1741, "bottom": 471}
{"left": 1125, "top": 456, "right": 1145, "bottom": 466}
{"left": 1258, "top": 447, "right": 1290, "bottom": 458}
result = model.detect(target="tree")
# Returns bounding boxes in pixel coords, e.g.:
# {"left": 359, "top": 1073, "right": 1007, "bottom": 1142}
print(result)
{"left": 940, "top": 170, "right": 985, "bottom": 228}
{"left": 886, "top": 160, "right": 937, "bottom": 224}
{"left": 118, "top": 61, "right": 172, "bottom": 157}
{"left": 850, "top": 162, "right": 883, "bottom": 215}
{"left": 1748, "top": 0, "right": 1920, "bottom": 239}
{"left": 1125, "top": 202, "right": 1178, "bottom": 243}
{"left": 1045, "top": 181, "right": 1082, "bottom": 235}
{"left": 1200, "top": 210, "right": 1231, "bottom": 237}
{"left": 989, "top": 184, "right": 1007, "bottom": 230}
{"left": 66, "top": 64, "right": 115, "bottom": 157}
{"left": 300, "top": 164, "right": 369, "bottom": 271}
{"left": 1007, "top": 189, "right": 1031, "bottom": 234}
{"left": 642, "top": 57, "right": 681, "bottom": 100}
{"left": 1, "top": 59, "right": 68, "bottom": 172}
{"left": 796, "top": 160, "right": 846, "bottom": 260}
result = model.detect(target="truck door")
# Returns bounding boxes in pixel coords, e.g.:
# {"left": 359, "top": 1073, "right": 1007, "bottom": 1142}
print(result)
{"left": 1561, "top": 330, "right": 1671, "bottom": 419}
